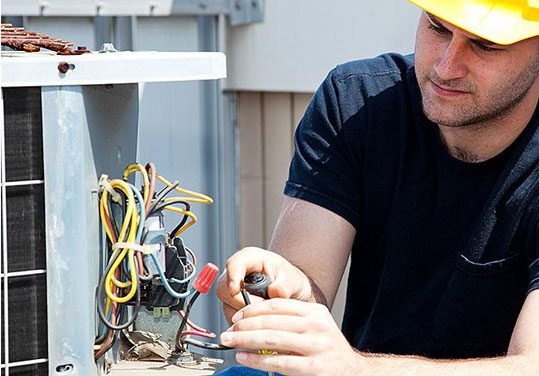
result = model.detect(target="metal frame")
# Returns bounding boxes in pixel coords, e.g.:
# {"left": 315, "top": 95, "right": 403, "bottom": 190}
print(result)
{"left": 1, "top": 0, "right": 264, "bottom": 25}
{"left": 1, "top": 52, "right": 226, "bottom": 88}
{"left": 41, "top": 83, "right": 140, "bottom": 376}
{"left": 0, "top": 49, "right": 230, "bottom": 374}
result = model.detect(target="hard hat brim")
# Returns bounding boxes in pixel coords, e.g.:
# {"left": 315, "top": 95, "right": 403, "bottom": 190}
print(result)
{"left": 408, "top": 0, "right": 539, "bottom": 45}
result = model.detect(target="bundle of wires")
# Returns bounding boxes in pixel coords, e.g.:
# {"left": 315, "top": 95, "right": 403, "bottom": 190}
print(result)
{"left": 94, "top": 162, "right": 214, "bottom": 359}
{"left": 174, "top": 264, "right": 232, "bottom": 352}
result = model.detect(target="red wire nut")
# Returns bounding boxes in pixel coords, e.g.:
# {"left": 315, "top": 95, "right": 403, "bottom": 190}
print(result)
{"left": 193, "top": 263, "right": 219, "bottom": 294}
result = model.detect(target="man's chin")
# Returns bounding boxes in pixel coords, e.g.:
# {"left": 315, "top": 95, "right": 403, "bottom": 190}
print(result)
{"left": 422, "top": 107, "right": 469, "bottom": 128}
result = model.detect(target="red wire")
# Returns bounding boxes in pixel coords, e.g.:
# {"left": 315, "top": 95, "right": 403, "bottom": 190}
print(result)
{"left": 178, "top": 310, "right": 213, "bottom": 334}
{"left": 179, "top": 330, "right": 216, "bottom": 339}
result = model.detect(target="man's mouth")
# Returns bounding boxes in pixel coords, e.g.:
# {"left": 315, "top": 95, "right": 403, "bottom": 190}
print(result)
{"left": 430, "top": 80, "right": 469, "bottom": 97}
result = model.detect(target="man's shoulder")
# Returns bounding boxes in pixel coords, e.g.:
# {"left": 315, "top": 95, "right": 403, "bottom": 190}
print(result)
{"left": 331, "top": 53, "right": 415, "bottom": 83}
{"left": 321, "top": 53, "right": 417, "bottom": 123}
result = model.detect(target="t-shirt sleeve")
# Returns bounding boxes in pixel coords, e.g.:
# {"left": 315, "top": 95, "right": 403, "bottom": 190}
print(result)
{"left": 524, "top": 196, "right": 539, "bottom": 294}
{"left": 284, "top": 69, "right": 362, "bottom": 229}
{"left": 529, "top": 258, "right": 539, "bottom": 293}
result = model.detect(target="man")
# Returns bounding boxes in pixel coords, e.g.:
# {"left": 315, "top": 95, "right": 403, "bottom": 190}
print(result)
{"left": 217, "top": 0, "right": 539, "bottom": 374}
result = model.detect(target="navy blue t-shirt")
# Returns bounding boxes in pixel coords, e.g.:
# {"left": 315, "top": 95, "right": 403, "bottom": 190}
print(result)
{"left": 284, "top": 53, "right": 539, "bottom": 359}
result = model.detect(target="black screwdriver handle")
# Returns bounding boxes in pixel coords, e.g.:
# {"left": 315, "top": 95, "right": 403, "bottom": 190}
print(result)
{"left": 243, "top": 272, "right": 271, "bottom": 300}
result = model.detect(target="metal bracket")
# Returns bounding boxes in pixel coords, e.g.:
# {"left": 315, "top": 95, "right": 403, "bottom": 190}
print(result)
{"left": 228, "top": 0, "right": 264, "bottom": 26}
{"left": 1, "top": 0, "right": 264, "bottom": 26}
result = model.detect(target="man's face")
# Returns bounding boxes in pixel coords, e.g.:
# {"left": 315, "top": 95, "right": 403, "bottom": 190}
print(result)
{"left": 414, "top": 12, "right": 539, "bottom": 128}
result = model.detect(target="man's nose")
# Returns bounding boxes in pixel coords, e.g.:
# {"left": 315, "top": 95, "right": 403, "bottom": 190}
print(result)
{"left": 434, "top": 37, "right": 470, "bottom": 82}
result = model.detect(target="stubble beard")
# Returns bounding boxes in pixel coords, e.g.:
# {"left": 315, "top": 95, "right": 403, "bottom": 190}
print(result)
{"left": 419, "top": 66, "right": 539, "bottom": 129}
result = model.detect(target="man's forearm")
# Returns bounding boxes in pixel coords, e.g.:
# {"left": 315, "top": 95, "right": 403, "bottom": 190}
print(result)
{"left": 305, "top": 273, "right": 328, "bottom": 306}
{"left": 361, "top": 352, "right": 536, "bottom": 376}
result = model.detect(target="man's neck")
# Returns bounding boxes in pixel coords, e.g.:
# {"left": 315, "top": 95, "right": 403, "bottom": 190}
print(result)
{"left": 438, "top": 89, "right": 539, "bottom": 163}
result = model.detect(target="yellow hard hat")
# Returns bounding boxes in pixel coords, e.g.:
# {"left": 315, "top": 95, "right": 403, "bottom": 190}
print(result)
{"left": 407, "top": 0, "right": 539, "bottom": 45}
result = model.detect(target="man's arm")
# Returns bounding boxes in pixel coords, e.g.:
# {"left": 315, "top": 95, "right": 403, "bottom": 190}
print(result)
{"left": 222, "top": 290, "right": 539, "bottom": 376}
{"left": 268, "top": 195, "right": 356, "bottom": 308}
{"left": 362, "top": 289, "right": 539, "bottom": 375}
{"left": 217, "top": 196, "right": 355, "bottom": 322}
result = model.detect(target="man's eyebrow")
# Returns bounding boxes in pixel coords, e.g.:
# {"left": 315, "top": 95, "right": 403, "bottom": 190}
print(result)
{"left": 425, "top": 12, "right": 499, "bottom": 46}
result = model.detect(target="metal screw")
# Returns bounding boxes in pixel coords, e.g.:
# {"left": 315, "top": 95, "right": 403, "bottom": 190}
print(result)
{"left": 57, "top": 62, "right": 75, "bottom": 74}
{"left": 55, "top": 364, "right": 74, "bottom": 373}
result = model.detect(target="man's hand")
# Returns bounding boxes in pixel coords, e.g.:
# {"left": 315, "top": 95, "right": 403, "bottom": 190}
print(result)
{"left": 216, "top": 247, "right": 314, "bottom": 323}
{"left": 219, "top": 298, "right": 364, "bottom": 376}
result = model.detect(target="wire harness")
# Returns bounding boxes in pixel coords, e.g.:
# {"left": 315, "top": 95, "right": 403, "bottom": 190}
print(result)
{"left": 94, "top": 162, "right": 214, "bottom": 359}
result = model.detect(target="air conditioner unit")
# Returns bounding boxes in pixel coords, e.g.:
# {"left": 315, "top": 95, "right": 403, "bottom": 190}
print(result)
{"left": 0, "top": 50, "right": 226, "bottom": 376}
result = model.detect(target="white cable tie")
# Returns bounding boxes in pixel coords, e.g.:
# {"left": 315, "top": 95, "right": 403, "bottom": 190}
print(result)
{"left": 113, "top": 242, "right": 153, "bottom": 254}
{"left": 98, "top": 174, "right": 122, "bottom": 203}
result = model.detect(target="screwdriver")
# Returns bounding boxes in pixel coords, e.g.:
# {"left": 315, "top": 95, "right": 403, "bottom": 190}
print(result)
{"left": 241, "top": 273, "right": 275, "bottom": 376}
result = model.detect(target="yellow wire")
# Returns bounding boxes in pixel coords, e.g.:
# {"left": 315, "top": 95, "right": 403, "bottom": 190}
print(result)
{"left": 163, "top": 205, "right": 198, "bottom": 237}
{"left": 99, "top": 178, "right": 139, "bottom": 303}
{"left": 123, "top": 163, "right": 150, "bottom": 206}
{"left": 98, "top": 167, "right": 214, "bottom": 306}
{"left": 156, "top": 175, "right": 214, "bottom": 205}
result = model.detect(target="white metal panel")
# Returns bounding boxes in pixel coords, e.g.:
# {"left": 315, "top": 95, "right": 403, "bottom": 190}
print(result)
{"left": 224, "top": 0, "right": 420, "bottom": 92}
{"left": 1, "top": 52, "right": 226, "bottom": 87}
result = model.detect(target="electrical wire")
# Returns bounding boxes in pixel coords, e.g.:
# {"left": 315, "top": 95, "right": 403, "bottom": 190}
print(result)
{"left": 147, "top": 181, "right": 180, "bottom": 215}
{"left": 96, "top": 163, "right": 216, "bottom": 358}
{"left": 178, "top": 310, "right": 210, "bottom": 333}
{"left": 96, "top": 247, "right": 142, "bottom": 331}
{"left": 100, "top": 180, "right": 140, "bottom": 302}
{"left": 175, "top": 291, "right": 232, "bottom": 352}
{"left": 149, "top": 253, "right": 196, "bottom": 298}
{"left": 184, "top": 246, "right": 197, "bottom": 266}
{"left": 178, "top": 330, "right": 216, "bottom": 340}
{"left": 176, "top": 291, "right": 201, "bottom": 351}
{"left": 145, "top": 163, "right": 157, "bottom": 216}
{"left": 156, "top": 175, "right": 214, "bottom": 205}
{"left": 182, "top": 338, "right": 232, "bottom": 351}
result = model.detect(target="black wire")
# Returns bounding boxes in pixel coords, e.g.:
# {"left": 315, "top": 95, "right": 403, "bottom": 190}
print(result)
{"left": 96, "top": 250, "right": 142, "bottom": 331}
{"left": 169, "top": 201, "right": 191, "bottom": 237}
{"left": 174, "top": 291, "right": 233, "bottom": 352}
{"left": 148, "top": 199, "right": 191, "bottom": 237}
{"left": 175, "top": 291, "right": 200, "bottom": 350}
{"left": 148, "top": 199, "right": 190, "bottom": 218}
{"left": 241, "top": 288, "right": 251, "bottom": 305}
{"left": 182, "top": 338, "right": 232, "bottom": 351}
{"left": 147, "top": 181, "right": 180, "bottom": 214}
{"left": 94, "top": 331, "right": 108, "bottom": 345}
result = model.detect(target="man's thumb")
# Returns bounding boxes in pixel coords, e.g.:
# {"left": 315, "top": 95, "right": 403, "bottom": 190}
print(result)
{"left": 267, "top": 278, "right": 293, "bottom": 299}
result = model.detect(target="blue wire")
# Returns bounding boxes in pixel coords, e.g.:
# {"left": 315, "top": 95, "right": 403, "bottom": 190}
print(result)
{"left": 150, "top": 253, "right": 196, "bottom": 299}
{"left": 131, "top": 183, "right": 196, "bottom": 298}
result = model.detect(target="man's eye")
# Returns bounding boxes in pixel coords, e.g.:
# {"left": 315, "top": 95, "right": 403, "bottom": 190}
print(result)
{"left": 427, "top": 23, "right": 447, "bottom": 34}
{"left": 472, "top": 41, "right": 500, "bottom": 53}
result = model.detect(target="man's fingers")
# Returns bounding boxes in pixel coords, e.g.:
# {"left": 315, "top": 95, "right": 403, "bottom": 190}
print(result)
{"left": 222, "top": 302, "right": 238, "bottom": 324}
{"left": 234, "top": 352, "right": 313, "bottom": 376}
{"left": 227, "top": 314, "right": 308, "bottom": 333}
{"left": 225, "top": 247, "right": 269, "bottom": 294}
{"left": 220, "top": 330, "right": 321, "bottom": 355}
{"left": 234, "top": 298, "right": 322, "bottom": 322}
